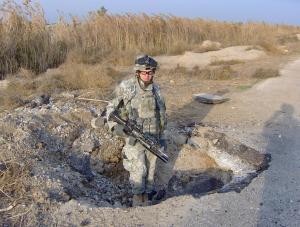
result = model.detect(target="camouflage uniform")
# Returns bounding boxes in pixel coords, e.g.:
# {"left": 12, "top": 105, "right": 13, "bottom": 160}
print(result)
{"left": 106, "top": 76, "right": 166, "bottom": 195}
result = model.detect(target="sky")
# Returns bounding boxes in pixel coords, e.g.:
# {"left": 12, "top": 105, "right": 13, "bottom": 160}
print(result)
{"left": 10, "top": 0, "right": 300, "bottom": 26}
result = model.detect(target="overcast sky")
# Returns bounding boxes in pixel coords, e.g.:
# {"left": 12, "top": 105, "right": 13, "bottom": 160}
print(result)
{"left": 11, "top": 0, "right": 300, "bottom": 25}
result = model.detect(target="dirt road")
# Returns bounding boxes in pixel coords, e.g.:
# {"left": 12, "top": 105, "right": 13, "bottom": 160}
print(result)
{"left": 53, "top": 58, "right": 300, "bottom": 226}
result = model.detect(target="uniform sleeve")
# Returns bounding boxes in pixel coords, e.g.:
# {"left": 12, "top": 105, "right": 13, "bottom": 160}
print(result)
{"left": 106, "top": 84, "right": 125, "bottom": 130}
{"left": 154, "top": 84, "right": 167, "bottom": 135}
{"left": 106, "top": 79, "right": 135, "bottom": 130}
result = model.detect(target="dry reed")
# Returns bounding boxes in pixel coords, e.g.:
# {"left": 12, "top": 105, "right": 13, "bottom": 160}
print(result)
{"left": 252, "top": 68, "right": 280, "bottom": 79}
{"left": 0, "top": 146, "right": 32, "bottom": 225}
{"left": 160, "top": 64, "right": 235, "bottom": 81}
{"left": 1, "top": 0, "right": 299, "bottom": 77}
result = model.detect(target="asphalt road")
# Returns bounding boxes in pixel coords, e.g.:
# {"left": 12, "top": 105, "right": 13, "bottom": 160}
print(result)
{"left": 174, "top": 57, "right": 300, "bottom": 227}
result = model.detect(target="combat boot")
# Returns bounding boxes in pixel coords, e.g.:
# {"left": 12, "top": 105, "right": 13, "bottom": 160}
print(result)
{"left": 132, "top": 194, "right": 144, "bottom": 207}
{"left": 147, "top": 190, "right": 157, "bottom": 201}
{"left": 143, "top": 191, "right": 156, "bottom": 206}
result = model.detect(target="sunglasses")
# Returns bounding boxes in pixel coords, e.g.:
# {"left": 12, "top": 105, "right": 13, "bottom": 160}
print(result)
{"left": 140, "top": 71, "right": 154, "bottom": 75}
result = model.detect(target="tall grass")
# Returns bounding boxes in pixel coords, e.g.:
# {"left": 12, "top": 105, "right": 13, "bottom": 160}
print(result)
{"left": 0, "top": 0, "right": 300, "bottom": 77}
{"left": 0, "top": 0, "right": 67, "bottom": 77}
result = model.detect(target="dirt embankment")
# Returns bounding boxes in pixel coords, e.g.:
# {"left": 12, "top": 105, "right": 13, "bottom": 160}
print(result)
{"left": 155, "top": 46, "right": 266, "bottom": 69}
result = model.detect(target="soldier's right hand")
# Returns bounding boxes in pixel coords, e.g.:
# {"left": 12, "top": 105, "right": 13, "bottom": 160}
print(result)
{"left": 112, "top": 124, "right": 126, "bottom": 137}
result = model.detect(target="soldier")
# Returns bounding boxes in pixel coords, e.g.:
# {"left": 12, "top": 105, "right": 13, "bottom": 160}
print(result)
{"left": 106, "top": 55, "right": 167, "bottom": 206}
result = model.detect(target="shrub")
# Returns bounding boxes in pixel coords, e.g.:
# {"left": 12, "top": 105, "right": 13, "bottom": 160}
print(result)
{"left": 0, "top": 63, "right": 122, "bottom": 111}
{"left": 200, "top": 66, "right": 235, "bottom": 80}
{"left": 252, "top": 68, "right": 280, "bottom": 79}
{"left": 160, "top": 65, "right": 235, "bottom": 81}
{"left": 209, "top": 59, "right": 244, "bottom": 66}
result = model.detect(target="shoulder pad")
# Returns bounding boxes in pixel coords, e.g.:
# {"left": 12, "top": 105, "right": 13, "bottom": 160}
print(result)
{"left": 115, "top": 77, "right": 137, "bottom": 103}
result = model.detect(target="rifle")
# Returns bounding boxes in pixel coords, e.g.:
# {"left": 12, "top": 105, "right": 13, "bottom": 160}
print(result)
{"left": 108, "top": 100, "right": 169, "bottom": 163}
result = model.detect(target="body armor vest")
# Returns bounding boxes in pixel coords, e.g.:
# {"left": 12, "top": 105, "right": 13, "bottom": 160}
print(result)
{"left": 106, "top": 76, "right": 165, "bottom": 138}
{"left": 128, "top": 83, "right": 159, "bottom": 136}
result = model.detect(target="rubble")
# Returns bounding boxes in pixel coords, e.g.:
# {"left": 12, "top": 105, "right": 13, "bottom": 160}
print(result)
{"left": 0, "top": 94, "right": 128, "bottom": 214}
{"left": 28, "top": 94, "right": 50, "bottom": 108}
{"left": 193, "top": 93, "right": 230, "bottom": 104}
{"left": 187, "top": 126, "right": 271, "bottom": 192}
{"left": 72, "top": 129, "right": 100, "bottom": 153}
{"left": 0, "top": 162, "right": 6, "bottom": 171}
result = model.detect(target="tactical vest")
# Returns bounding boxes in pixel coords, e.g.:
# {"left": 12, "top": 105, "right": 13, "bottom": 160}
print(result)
{"left": 120, "top": 79, "right": 161, "bottom": 137}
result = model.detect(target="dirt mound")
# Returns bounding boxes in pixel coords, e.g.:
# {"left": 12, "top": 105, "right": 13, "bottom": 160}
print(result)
{"left": 0, "top": 95, "right": 126, "bottom": 225}
{"left": 155, "top": 46, "right": 266, "bottom": 69}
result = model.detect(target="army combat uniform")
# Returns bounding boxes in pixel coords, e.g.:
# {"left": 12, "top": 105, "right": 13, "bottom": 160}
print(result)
{"left": 106, "top": 76, "right": 166, "bottom": 195}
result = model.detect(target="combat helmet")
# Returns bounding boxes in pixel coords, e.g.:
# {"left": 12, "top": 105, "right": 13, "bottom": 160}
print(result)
{"left": 134, "top": 55, "right": 158, "bottom": 72}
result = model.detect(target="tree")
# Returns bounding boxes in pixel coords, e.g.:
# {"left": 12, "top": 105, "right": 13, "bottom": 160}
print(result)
{"left": 97, "top": 6, "right": 107, "bottom": 16}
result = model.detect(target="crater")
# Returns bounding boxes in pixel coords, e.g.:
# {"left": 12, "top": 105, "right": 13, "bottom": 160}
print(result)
{"left": 83, "top": 125, "right": 270, "bottom": 208}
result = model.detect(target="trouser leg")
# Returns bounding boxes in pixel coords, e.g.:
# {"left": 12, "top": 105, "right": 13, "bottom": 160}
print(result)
{"left": 122, "top": 140, "right": 147, "bottom": 195}
{"left": 145, "top": 150, "right": 157, "bottom": 193}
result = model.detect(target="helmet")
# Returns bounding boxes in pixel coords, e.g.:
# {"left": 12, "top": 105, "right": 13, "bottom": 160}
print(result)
{"left": 134, "top": 55, "right": 158, "bottom": 72}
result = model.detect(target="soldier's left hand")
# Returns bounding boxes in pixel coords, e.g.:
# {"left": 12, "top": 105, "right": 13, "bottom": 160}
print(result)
{"left": 159, "top": 139, "right": 167, "bottom": 151}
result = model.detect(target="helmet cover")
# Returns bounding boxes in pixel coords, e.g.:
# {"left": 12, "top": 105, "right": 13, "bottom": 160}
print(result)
{"left": 134, "top": 55, "right": 158, "bottom": 72}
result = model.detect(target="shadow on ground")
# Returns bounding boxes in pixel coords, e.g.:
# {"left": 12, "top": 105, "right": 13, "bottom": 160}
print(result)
{"left": 258, "top": 104, "right": 300, "bottom": 226}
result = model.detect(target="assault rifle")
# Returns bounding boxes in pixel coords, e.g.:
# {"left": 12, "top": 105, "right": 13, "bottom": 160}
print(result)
{"left": 108, "top": 100, "right": 169, "bottom": 163}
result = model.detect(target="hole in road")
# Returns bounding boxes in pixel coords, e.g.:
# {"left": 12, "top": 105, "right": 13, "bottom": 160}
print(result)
{"left": 78, "top": 139, "right": 234, "bottom": 208}
{"left": 52, "top": 126, "right": 269, "bottom": 208}
{"left": 90, "top": 165, "right": 233, "bottom": 208}
{"left": 166, "top": 169, "right": 233, "bottom": 197}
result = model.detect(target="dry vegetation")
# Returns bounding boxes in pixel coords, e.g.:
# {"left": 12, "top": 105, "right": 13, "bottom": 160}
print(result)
{"left": 209, "top": 59, "right": 245, "bottom": 66}
{"left": 1, "top": 0, "right": 300, "bottom": 77}
{"left": 0, "top": 0, "right": 298, "bottom": 103}
{"left": 0, "top": 64, "right": 122, "bottom": 110}
{"left": 0, "top": 0, "right": 298, "bottom": 110}
{"left": 160, "top": 65, "right": 236, "bottom": 81}
{"left": 0, "top": 159, "right": 32, "bottom": 222}
{"left": 252, "top": 68, "right": 280, "bottom": 79}
{"left": 0, "top": 122, "right": 34, "bottom": 225}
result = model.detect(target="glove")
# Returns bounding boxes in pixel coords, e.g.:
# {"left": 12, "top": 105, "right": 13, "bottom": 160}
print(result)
{"left": 112, "top": 124, "right": 126, "bottom": 137}
{"left": 159, "top": 139, "right": 167, "bottom": 151}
